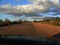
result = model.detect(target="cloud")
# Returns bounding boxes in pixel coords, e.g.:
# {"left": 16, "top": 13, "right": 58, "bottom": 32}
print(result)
{"left": 29, "top": 0, "right": 59, "bottom": 4}
{"left": 0, "top": 0, "right": 60, "bottom": 17}
{"left": 51, "top": 0, "right": 59, "bottom": 4}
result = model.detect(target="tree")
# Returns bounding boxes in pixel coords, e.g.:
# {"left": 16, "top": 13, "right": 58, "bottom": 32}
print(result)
{"left": 50, "top": 17, "right": 60, "bottom": 26}
{"left": 3, "top": 19, "right": 11, "bottom": 26}
{"left": 0, "top": 19, "right": 3, "bottom": 23}
{"left": 18, "top": 20, "right": 23, "bottom": 23}
{"left": 0, "top": 19, "right": 3, "bottom": 26}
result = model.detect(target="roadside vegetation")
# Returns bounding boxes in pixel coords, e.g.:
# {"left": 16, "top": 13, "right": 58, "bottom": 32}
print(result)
{"left": 0, "top": 19, "right": 23, "bottom": 27}
{"left": 42, "top": 17, "right": 60, "bottom": 26}
{"left": 34, "top": 17, "right": 60, "bottom": 26}
{"left": 0, "top": 17, "right": 60, "bottom": 27}
{"left": 0, "top": 19, "right": 32, "bottom": 27}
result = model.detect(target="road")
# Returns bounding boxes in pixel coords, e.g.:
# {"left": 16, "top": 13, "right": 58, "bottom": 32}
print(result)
{"left": 33, "top": 23, "right": 60, "bottom": 38}
{"left": 0, "top": 23, "right": 60, "bottom": 38}
{"left": 0, "top": 23, "right": 39, "bottom": 37}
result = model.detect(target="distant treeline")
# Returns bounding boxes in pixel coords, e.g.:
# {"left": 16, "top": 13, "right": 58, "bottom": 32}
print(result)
{"left": 34, "top": 17, "right": 60, "bottom": 26}
{"left": 0, "top": 17, "right": 60, "bottom": 27}
{"left": 0, "top": 19, "right": 33, "bottom": 27}
{"left": 0, "top": 19, "right": 29, "bottom": 27}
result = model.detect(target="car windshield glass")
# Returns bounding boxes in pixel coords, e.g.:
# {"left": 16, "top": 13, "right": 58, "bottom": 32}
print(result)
{"left": 0, "top": 0, "right": 60, "bottom": 45}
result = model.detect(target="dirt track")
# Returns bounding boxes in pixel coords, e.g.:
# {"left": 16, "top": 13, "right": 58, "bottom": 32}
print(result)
{"left": 0, "top": 23, "right": 60, "bottom": 38}
{"left": 33, "top": 23, "right": 60, "bottom": 37}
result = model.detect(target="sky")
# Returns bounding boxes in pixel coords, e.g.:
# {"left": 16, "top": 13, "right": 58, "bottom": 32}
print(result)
{"left": 0, "top": 0, "right": 60, "bottom": 21}
{"left": 0, "top": 0, "right": 31, "bottom": 5}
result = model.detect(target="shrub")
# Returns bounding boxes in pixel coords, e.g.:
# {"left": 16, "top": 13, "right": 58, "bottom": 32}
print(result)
{"left": 41, "top": 17, "right": 60, "bottom": 26}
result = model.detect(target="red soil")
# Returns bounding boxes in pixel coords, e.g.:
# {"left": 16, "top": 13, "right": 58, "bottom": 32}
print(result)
{"left": 0, "top": 22, "right": 60, "bottom": 38}
{"left": 33, "top": 23, "right": 60, "bottom": 37}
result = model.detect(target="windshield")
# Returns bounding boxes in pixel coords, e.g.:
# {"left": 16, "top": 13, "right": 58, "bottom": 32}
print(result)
{"left": 0, "top": 0, "right": 60, "bottom": 45}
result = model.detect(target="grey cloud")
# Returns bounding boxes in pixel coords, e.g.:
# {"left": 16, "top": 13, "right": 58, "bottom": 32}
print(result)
{"left": 0, "top": 0, "right": 60, "bottom": 17}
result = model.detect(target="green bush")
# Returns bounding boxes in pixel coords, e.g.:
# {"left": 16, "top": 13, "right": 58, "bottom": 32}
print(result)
{"left": 41, "top": 17, "right": 60, "bottom": 26}
{"left": 3, "top": 19, "right": 12, "bottom": 26}
{"left": 0, "top": 19, "right": 23, "bottom": 27}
